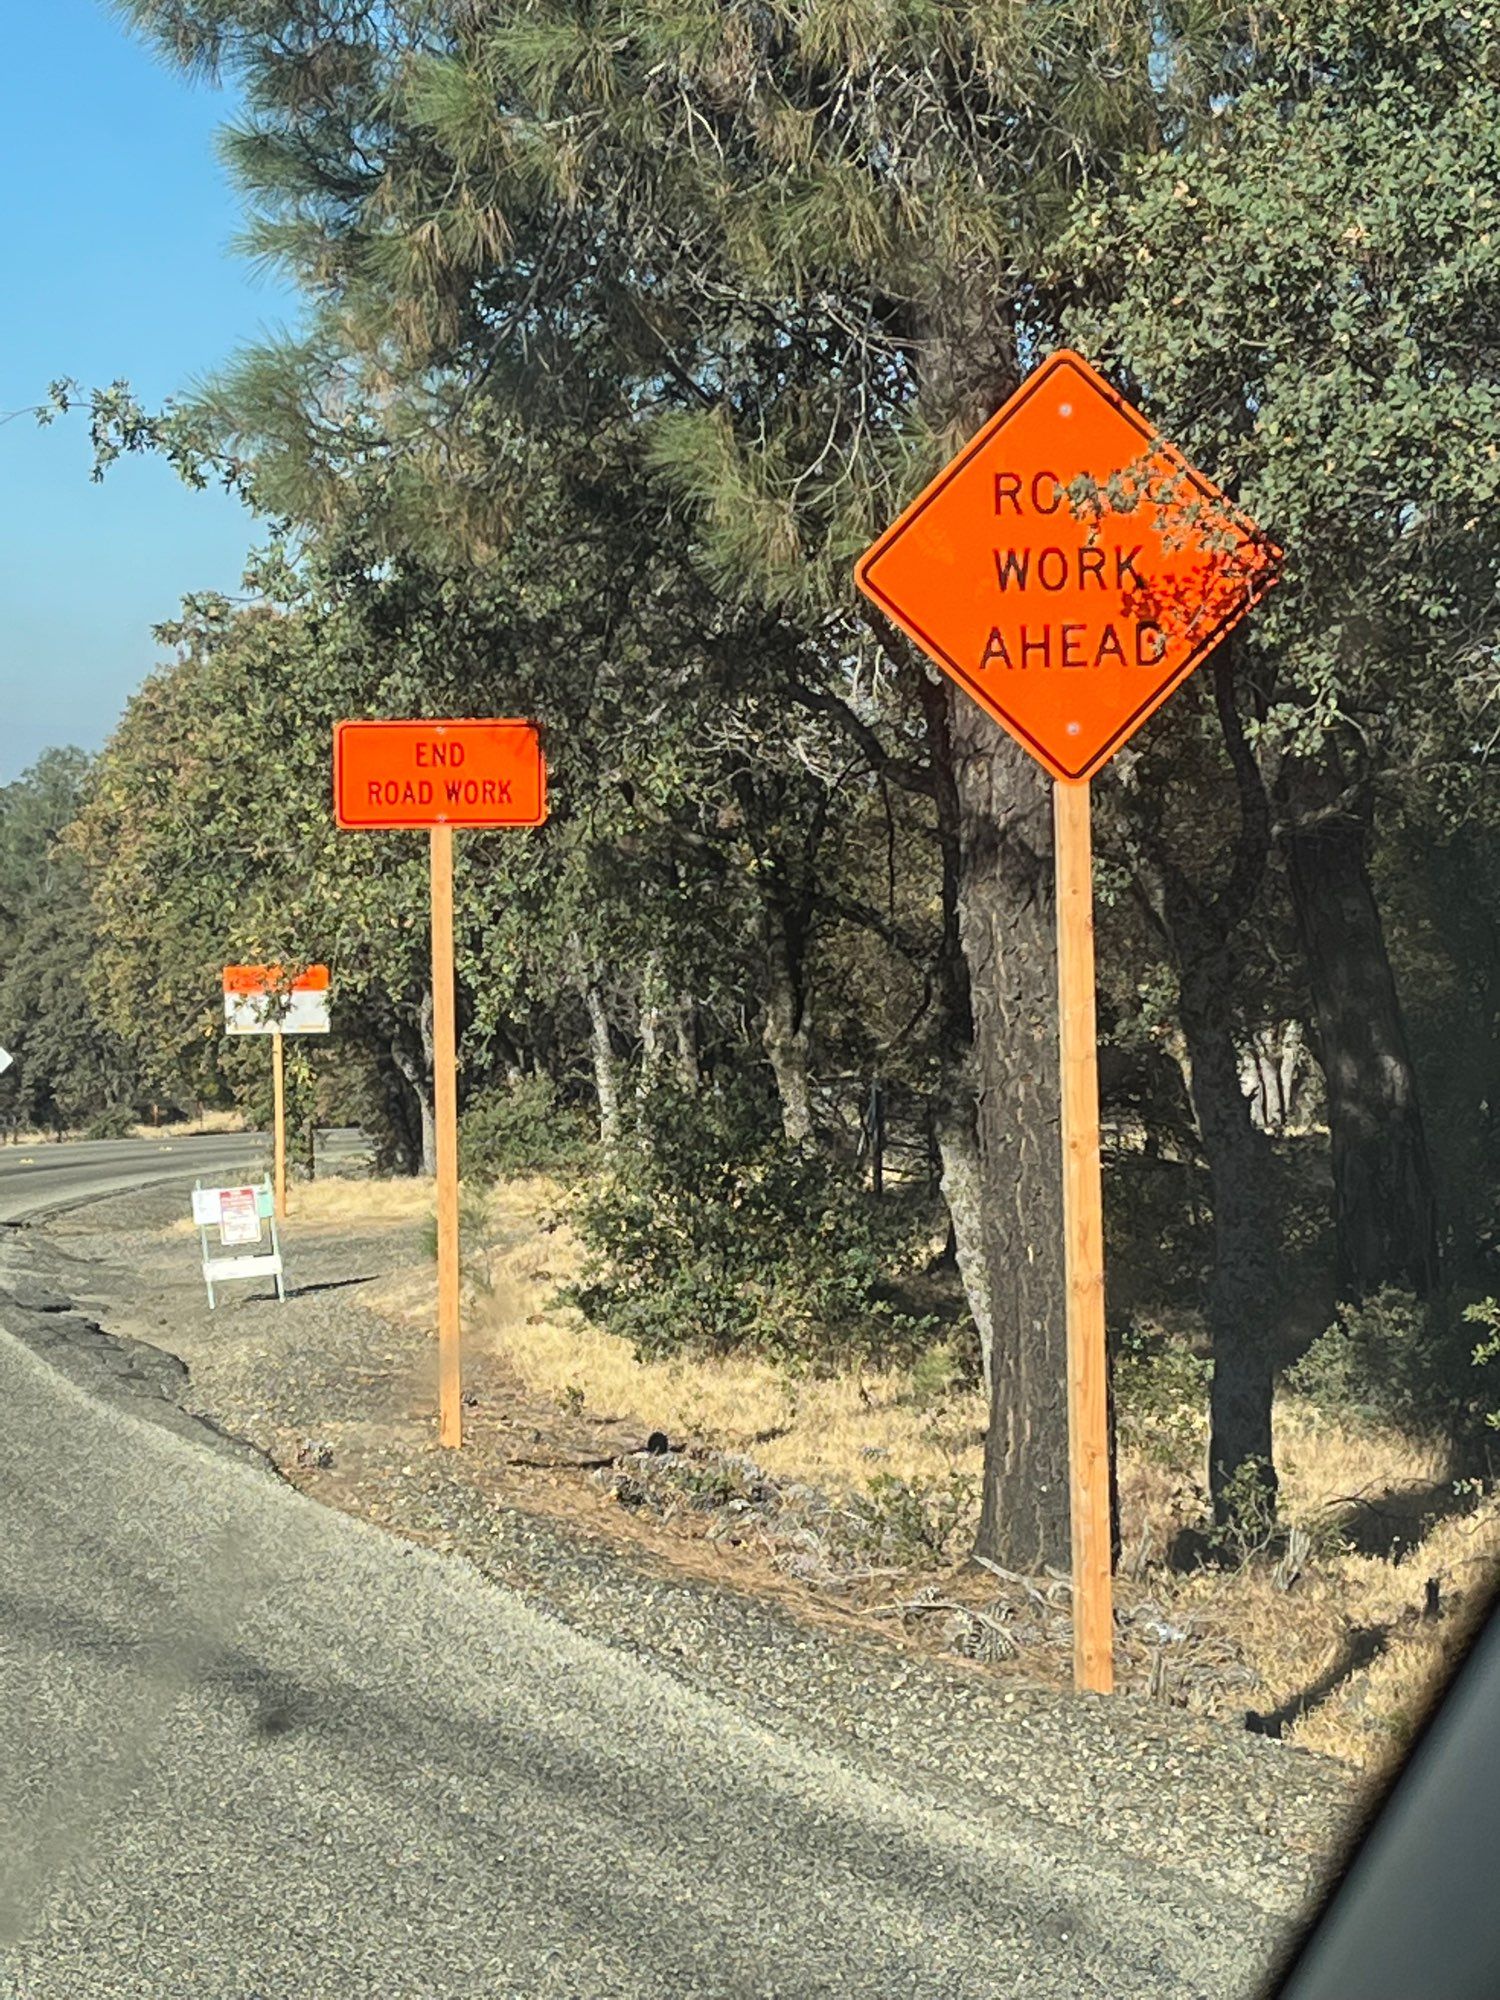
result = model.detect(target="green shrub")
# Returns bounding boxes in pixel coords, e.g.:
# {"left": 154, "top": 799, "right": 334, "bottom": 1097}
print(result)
{"left": 1466, "top": 1299, "right": 1500, "bottom": 1436}
{"left": 419, "top": 1185, "right": 493, "bottom": 1275}
{"left": 565, "top": 1079, "right": 936, "bottom": 1367}
{"left": 904, "top": 1339, "right": 964, "bottom": 1411}
{"left": 1288, "top": 1286, "right": 1500, "bottom": 1459}
{"left": 841, "top": 1471, "right": 977, "bottom": 1567}
{"left": 84, "top": 1103, "right": 137, "bottom": 1140}
{"left": 459, "top": 1074, "right": 590, "bottom": 1181}
{"left": 1205, "top": 1456, "right": 1281, "bottom": 1565}
{"left": 1113, "top": 1319, "right": 1209, "bottom": 1470}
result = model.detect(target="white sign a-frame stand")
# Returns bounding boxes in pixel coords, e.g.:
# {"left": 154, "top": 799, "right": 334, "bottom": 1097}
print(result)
{"left": 192, "top": 1179, "right": 286, "bottom": 1307}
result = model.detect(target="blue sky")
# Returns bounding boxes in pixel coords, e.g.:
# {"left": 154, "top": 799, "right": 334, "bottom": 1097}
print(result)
{"left": 0, "top": 0, "right": 297, "bottom": 782}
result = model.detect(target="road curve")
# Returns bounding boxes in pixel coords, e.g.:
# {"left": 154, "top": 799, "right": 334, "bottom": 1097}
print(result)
{"left": 0, "top": 1130, "right": 374, "bottom": 1225}
{"left": 0, "top": 1132, "right": 274, "bottom": 1225}
{"left": 0, "top": 1142, "right": 1317, "bottom": 1998}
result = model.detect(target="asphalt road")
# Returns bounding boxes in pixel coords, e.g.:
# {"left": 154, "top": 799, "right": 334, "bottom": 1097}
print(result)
{"left": 0, "top": 1130, "right": 370, "bottom": 1225}
{"left": 0, "top": 1141, "right": 1319, "bottom": 1999}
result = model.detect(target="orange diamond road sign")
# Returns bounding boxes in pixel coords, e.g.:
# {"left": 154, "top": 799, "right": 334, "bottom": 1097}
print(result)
{"left": 334, "top": 719, "right": 546, "bottom": 829}
{"left": 855, "top": 350, "right": 1279, "bottom": 783}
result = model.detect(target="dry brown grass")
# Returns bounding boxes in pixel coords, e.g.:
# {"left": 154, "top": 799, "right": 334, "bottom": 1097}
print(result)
{"left": 1114, "top": 1396, "right": 1498, "bottom": 1768}
{"left": 3, "top": 1110, "right": 249, "bottom": 1144}
{"left": 463, "top": 1178, "right": 991, "bottom": 1491}
{"left": 371, "top": 1173, "right": 1500, "bottom": 1770}
{"left": 167, "top": 1172, "right": 439, "bottom": 1239}
{"left": 286, "top": 1176, "right": 437, "bottom": 1226}
{"left": 127, "top": 1110, "right": 248, "bottom": 1140}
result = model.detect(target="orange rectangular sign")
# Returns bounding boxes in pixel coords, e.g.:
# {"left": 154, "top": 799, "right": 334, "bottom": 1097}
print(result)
{"left": 223, "top": 964, "right": 329, "bottom": 996}
{"left": 334, "top": 719, "right": 546, "bottom": 829}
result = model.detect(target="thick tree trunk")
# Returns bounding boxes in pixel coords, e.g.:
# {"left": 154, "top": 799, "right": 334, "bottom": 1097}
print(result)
{"left": 417, "top": 989, "right": 437, "bottom": 1177}
{"left": 1125, "top": 661, "right": 1284, "bottom": 1537}
{"left": 945, "top": 692, "right": 1071, "bottom": 1573}
{"left": 1175, "top": 939, "right": 1281, "bottom": 1531}
{"left": 896, "top": 321, "right": 1070, "bottom": 1571}
{"left": 914, "top": 675, "right": 1002, "bottom": 1407}
{"left": 371, "top": 1042, "right": 422, "bottom": 1175}
{"left": 1423, "top": 831, "right": 1500, "bottom": 1277}
{"left": 1283, "top": 800, "right": 1439, "bottom": 1298}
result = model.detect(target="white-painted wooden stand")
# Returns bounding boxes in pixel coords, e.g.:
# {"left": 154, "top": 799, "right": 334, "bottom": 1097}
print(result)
{"left": 193, "top": 1179, "right": 285, "bottom": 1307}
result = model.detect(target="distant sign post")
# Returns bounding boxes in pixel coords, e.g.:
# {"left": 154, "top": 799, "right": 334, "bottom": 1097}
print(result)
{"left": 224, "top": 965, "right": 331, "bottom": 1223}
{"left": 857, "top": 350, "right": 1278, "bottom": 1693}
{"left": 334, "top": 719, "right": 547, "bottom": 1449}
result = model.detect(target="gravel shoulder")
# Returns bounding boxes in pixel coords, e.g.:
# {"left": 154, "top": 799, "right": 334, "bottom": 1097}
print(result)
{"left": 5, "top": 1184, "right": 1363, "bottom": 1989}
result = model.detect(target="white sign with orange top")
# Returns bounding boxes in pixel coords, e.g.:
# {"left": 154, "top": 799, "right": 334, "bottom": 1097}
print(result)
{"left": 223, "top": 964, "right": 331, "bottom": 1036}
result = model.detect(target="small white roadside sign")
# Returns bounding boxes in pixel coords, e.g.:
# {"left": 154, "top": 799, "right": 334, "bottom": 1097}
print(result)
{"left": 192, "top": 1180, "right": 285, "bottom": 1306}
{"left": 0, "top": 1047, "right": 12, "bottom": 1075}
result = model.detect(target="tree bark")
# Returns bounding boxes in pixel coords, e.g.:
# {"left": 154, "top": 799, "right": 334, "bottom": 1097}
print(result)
{"left": 370, "top": 1041, "right": 422, "bottom": 1175}
{"left": 637, "top": 951, "right": 668, "bottom": 1099}
{"left": 1239, "top": 1020, "right": 1306, "bottom": 1134}
{"left": 933, "top": 1100, "right": 995, "bottom": 1398}
{"left": 762, "top": 907, "right": 814, "bottom": 1143}
{"left": 389, "top": 1003, "right": 436, "bottom": 1177}
{"left": 944, "top": 690, "right": 1071, "bottom": 1573}
{"left": 1174, "top": 926, "right": 1281, "bottom": 1530}
{"left": 895, "top": 318, "right": 1071, "bottom": 1570}
{"left": 914, "top": 670, "right": 1000, "bottom": 1413}
{"left": 1423, "top": 830, "right": 1500, "bottom": 1278}
{"left": 584, "top": 983, "right": 621, "bottom": 1144}
{"left": 1128, "top": 658, "right": 1284, "bottom": 1535}
{"left": 1283, "top": 797, "right": 1439, "bottom": 1298}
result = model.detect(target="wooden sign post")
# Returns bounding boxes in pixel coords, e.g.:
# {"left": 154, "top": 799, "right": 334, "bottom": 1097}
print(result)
{"left": 224, "top": 964, "right": 331, "bottom": 1223}
{"left": 334, "top": 719, "right": 547, "bottom": 1450}
{"left": 857, "top": 350, "right": 1278, "bottom": 1693}
{"left": 429, "top": 823, "right": 463, "bottom": 1448}
{"left": 271, "top": 1030, "right": 287, "bottom": 1221}
{"left": 1054, "top": 780, "right": 1112, "bottom": 1690}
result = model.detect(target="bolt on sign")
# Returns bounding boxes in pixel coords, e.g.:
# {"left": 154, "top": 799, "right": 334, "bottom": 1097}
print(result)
{"left": 335, "top": 718, "right": 548, "bottom": 1452}
{"left": 857, "top": 349, "right": 1278, "bottom": 785}
{"left": 334, "top": 720, "right": 546, "bottom": 829}
{"left": 856, "top": 350, "right": 1279, "bottom": 1695}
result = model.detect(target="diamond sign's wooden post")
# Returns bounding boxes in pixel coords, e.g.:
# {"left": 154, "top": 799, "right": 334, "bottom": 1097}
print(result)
{"left": 856, "top": 350, "right": 1278, "bottom": 1693}
{"left": 1054, "top": 779, "right": 1112, "bottom": 1691}
{"left": 335, "top": 719, "right": 547, "bottom": 1450}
